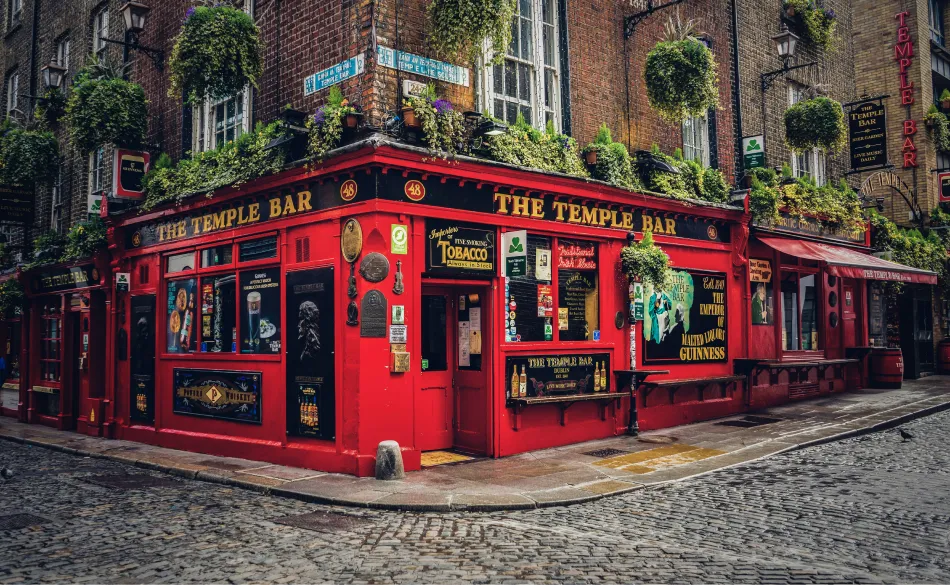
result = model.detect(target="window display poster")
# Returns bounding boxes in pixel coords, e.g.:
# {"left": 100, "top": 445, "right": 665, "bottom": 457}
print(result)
{"left": 173, "top": 368, "right": 262, "bottom": 424}
{"left": 130, "top": 294, "right": 156, "bottom": 424}
{"left": 240, "top": 269, "right": 281, "bottom": 354}
{"left": 643, "top": 270, "right": 727, "bottom": 363}
{"left": 166, "top": 279, "right": 196, "bottom": 353}
{"left": 751, "top": 282, "right": 774, "bottom": 325}
{"left": 537, "top": 284, "right": 553, "bottom": 317}
{"left": 535, "top": 249, "right": 552, "bottom": 281}
{"left": 286, "top": 268, "right": 335, "bottom": 439}
{"left": 458, "top": 321, "right": 471, "bottom": 367}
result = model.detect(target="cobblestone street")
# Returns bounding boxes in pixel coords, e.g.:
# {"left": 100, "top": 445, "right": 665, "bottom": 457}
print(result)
{"left": 2, "top": 410, "right": 950, "bottom": 584}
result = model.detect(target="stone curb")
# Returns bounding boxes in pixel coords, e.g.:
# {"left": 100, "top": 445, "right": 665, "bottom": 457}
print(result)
{"left": 2, "top": 398, "right": 949, "bottom": 512}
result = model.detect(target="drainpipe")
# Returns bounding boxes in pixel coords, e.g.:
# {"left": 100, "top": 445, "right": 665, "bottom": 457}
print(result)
{"left": 730, "top": 0, "right": 744, "bottom": 184}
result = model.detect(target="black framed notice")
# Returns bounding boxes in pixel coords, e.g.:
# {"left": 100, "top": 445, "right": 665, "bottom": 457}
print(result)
{"left": 130, "top": 295, "right": 156, "bottom": 424}
{"left": 504, "top": 353, "right": 610, "bottom": 401}
{"left": 848, "top": 101, "right": 887, "bottom": 171}
{"left": 642, "top": 270, "right": 727, "bottom": 363}
{"left": 286, "top": 268, "right": 336, "bottom": 440}
{"left": 425, "top": 219, "right": 496, "bottom": 277}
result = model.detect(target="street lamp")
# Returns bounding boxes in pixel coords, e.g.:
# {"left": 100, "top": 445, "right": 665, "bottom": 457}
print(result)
{"left": 40, "top": 61, "right": 67, "bottom": 90}
{"left": 102, "top": 2, "right": 164, "bottom": 72}
{"left": 771, "top": 25, "right": 799, "bottom": 64}
{"left": 121, "top": 2, "right": 151, "bottom": 34}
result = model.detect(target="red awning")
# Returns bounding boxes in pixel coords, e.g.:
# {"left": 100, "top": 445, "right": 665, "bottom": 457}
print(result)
{"left": 757, "top": 236, "right": 938, "bottom": 285}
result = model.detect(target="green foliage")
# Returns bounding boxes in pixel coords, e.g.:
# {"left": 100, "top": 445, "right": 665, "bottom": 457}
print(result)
{"left": 64, "top": 64, "right": 147, "bottom": 152}
{"left": 702, "top": 166, "right": 729, "bottom": 203}
{"left": 404, "top": 86, "right": 466, "bottom": 158}
{"left": 784, "top": 96, "right": 847, "bottom": 153}
{"left": 644, "top": 36, "right": 719, "bottom": 124}
{"left": 142, "top": 121, "right": 288, "bottom": 210}
{"left": 33, "top": 87, "right": 67, "bottom": 125}
{"left": 427, "top": 0, "right": 517, "bottom": 65}
{"left": 620, "top": 231, "right": 671, "bottom": 290}
{"left": 748, "top": 173, "right": 864, "bottom": 236}
{"left": 940, "top": 89, "right": 950, "bottom": 102}
{"left": 594, "top": 123, "right": 613, "bottom": 145}
{"left": 925, "top": 105, "right": 950, "bottom": 152}
{"left": 153, "top": 152, "right": 173, "bottom": 170}
{"left": 61, "top": 218, "right": 107, "bottom": 263}
{"left": 169, "top": 4, "right": 264, "bottom": 104}
{"left": 749, "top": 175, "right": 780, "bottom": 223}
{"left": 0, "top": 243, "right": 13, "bottom": 270}
{"left": 783, "top": 0, "right": 836, "bottom": 49}
{"left": 307, "top": 85, "right": 360, "bottom": 161}
{"left": 583, "top": 125, "right": 637, "bottom": 188}
{"left": 637, "top": 147, "right": 730, "bottom": 203}
{"left": 0, "top": 278, "right": 23, "bottom": 317}
{"left": 871, "top": 211, "right": 949, "bottom": 291}
{"left": 0, "top": 120, "right": 58, "bottom": 185}
{"left": 485, "top": 113, "right": 588, "bottom": 177}
{"left": 28, "top": 230, "right": 65, "bottom": 268}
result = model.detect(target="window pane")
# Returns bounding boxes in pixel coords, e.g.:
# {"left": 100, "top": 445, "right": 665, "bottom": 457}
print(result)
{"left": 239, "top": 236, "right": 278, "bottom": 262}
{"left": 557, "top": 239, "right": 599, "bottom": 341}
{"left": 518, "top": 63, "right": 530, "bottom": 101}
{"left": 240, "top": 268, "right": 281, "bottom": 354}
{"left": 201, "top": 245, "right": 233, "bottom": 267}
{"left": 202, "top": 275, "right": 236, "bottom": 352}
{"left": 504, "top": 61, "right": 517, "bottom": 97}
{"left": 493, "top": 64, "right": 503, "bottom": 93}
{"left": 494, "top": 99, "right": 505, "bottom": 120}
{"left": 507, "top": 234, "right": 552, "bottom": 342}
{"left": 421, "top": 295, "right": 448, "bottom": 371}
{"left": 543, "top": 24, "right": 555, "bottom": 67}
{"left": 506, "top": 102, "right": 518, "bottom": 124}
{"left": 544, "top": 69, "right": 555, "bottom": 108}
{"left": 781, "top": 275, "right": 799, "bottom": 350}
{"left": 167, "top": 279, "right": 197, "bottom": 353}
{"left": 800, "top": 274, "right": 818, "bottom": 349}
{"left": 508, "top": 18, "right": 518, "bottom": 55}
{"left": 520, "top": 105, "right": 532, "bottom": 125}
{"left": 166, "top": 252, "right": 195, "bottom": 273}
{"left": 520, "top": 17, "right": 532, "bottom": 60}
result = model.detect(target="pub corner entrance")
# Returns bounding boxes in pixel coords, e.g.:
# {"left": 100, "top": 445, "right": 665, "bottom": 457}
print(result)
{"left": 416, "top": 283, "right": 491, "bottom": 456}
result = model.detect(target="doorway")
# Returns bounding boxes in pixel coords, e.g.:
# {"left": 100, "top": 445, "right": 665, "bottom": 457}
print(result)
{"left": 417, "top": 285, "right": 490, "bottom": 455}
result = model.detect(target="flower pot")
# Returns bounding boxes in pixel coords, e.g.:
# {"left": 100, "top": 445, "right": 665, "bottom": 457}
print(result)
{"left": 344, "top": 112, "right": 363, "bottom": 129}
{"left": 785, "top": 6, "right": 796, "bottom": 17}
{"left": 584, "top": 150, "right": 598, "bottom": 166}
{"left": 401, "top": 107, "right": 420, "bottom": 129}
{"left": 942, "top": 99, "right": 950, "bottom": 111}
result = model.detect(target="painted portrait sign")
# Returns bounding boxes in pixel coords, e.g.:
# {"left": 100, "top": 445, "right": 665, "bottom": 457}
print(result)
{"left": 643, "top": 271, "right": 727, "bottom": 363}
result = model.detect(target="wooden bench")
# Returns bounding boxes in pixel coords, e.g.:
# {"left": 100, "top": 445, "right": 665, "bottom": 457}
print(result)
{"left": 639, "top": 375, "right": 746, "bottom": 404}
{"left": 734, "top": 358, "right": 860, "bottom": 390}
{"left": 508, "top": 392, "right": 629, "bottom": 426}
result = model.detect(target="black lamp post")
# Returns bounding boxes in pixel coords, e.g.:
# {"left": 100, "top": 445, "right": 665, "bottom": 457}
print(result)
{"left": 102, "top": 2, "right": 164, "bottom": 72}
{"left": 40, "top": 61, "right": 67, "bottom": 90}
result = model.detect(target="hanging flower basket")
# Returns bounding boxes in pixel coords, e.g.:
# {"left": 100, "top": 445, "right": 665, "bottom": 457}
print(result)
{"left": 644, "top": 17, "right": 719, "bottom": 124}
{"left": 427, "top": 0, "right": 517, "bottom": 64}
{"left": 169, "top": 4, "right": 264, "bottom": 104}
{"left": 0, "top": 122, "right": 59, "bottom": 185}
{"left": 782, "top": 0, "right": 836, "bottom": 49}
{"left": 783, "top": 96, "right": 847, "bottom": 153}
{"left": 403, "top": 86, "right": 466, "bottom": 158}
{"left": 64, "top": 63, "right": 147, "bottom": 152}
{"left": 620, "top": 231, "right": 671, "bottom": 290}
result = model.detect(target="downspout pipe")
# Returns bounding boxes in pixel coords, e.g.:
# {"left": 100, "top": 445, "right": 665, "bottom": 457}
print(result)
{"left": 730, "top": 0, "right": 744, "bottom": 185}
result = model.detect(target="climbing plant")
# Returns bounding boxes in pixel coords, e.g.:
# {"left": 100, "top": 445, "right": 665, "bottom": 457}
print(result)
{"left": 427, "top": 0, "right": 517, "bottom": 64}
{"left": 620, "top": 231, "right": 671, "bottom": 290}
{"left": 64, "top": 61, "right": 148, "bottom": 152}
{"left": 784, "top": 96, "right": 847, "bottom": 153}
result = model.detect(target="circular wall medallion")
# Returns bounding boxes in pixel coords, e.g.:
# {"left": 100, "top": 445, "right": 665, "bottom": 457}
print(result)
{"left": 706, "top": 225, "right": 718, "bottom": 240}
{"left": 404, "top": 180, "right": 426, "bottom": 201}
{"left": 341, "top": 219, "right": 363, "bottom": 263}
{"left": 340, "top": 179, "right": 358, "bottom": 202}
{"left": 359, "top": 252, "right": 390, "bottom": 283}
{"left": 131, "top": 232, "right": 142, "bottom": 247}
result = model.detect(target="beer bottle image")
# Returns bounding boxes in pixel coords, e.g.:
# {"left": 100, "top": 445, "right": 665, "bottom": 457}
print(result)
{"left": 593, "top": 362, "right": 601, "bottom": 392}
{"left": 511, "top": 366, "right": 519, "bottom": 399}
{"left": 601, "top": 362, "right": 608, "bottom": 391}
{"left": 180, "top": 308, "right": 193, "bottom": 350}
{"left": 519, "top": 365, "right": 527, "bottom": 398}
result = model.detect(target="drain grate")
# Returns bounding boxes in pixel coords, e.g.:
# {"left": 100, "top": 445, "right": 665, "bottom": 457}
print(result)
{"left": 273, "top": 511, "right": 372, "bottom": 533}
{"left": 715, "top": 415, "right": 783, "bottom": 428}
{"left": 82, "top": 474, "right": 182, "bottom": 490}
{"left": 0, "top": 513, "right": 49, "bottom": 530}
{"left": 582, "top": 448, "right": 630, "bottom": 458}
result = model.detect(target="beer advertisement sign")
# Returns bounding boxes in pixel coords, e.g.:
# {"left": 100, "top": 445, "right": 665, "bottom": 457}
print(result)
{"left": 505, "top": 353, "right": 611, "bottom": 402}
{"left": 240, "top": 269, "right": 281, "bottom": 354}
{"left": 643, "top": 271, "right": 728, "bottom": 363}
{"left": 425, "top": 219, "right": 496, "bottom": 276}
{"left": 173, "top": 368, "right": 262, "bottom": 424}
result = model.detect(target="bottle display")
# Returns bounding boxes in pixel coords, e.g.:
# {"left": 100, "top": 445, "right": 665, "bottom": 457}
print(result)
{"left": 511, "top": 366, "right": 519, "bottom": 399}
{"left": 519, "top": 365, "right": 527, "bottom": 398}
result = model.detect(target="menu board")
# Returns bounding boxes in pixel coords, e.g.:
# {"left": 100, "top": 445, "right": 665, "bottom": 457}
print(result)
{"left": 240, "top": 269, "right": 281, "bottom": 354}
{"left": 286, "top": 268, "right": 335, "bottom": 440}
{"left": 166, "top": 279, "right": 197, "bottom": 353}
{"left": 558, "top": 270, "right": 597, "bottom": 341}
{"left": 643, "top": 271, "right": 727, "bottom": 363}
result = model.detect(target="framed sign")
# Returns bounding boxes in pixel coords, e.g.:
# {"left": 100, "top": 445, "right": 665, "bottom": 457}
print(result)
{"left": 505, "top": 353, "right": 610, "bottom": 401}
{"left": 848, "top": 101, "right": 887, "bottom": 171}
{"left": 173, "top": 368, "right": 262, "bottom": 424}
{"left": 0, "top": 185, "right": 34, "bottom": 225}
{"left": 425, "top": 219, "right": 496, "bottom": 276}
{"left": 31, "top": 264, "right": 99, "bottom": 294}
{"left": 643, "top": 270, "right": 727, "bottom": 363}
{"left": 113, "top": 148, "right": 151, "bottom": 199}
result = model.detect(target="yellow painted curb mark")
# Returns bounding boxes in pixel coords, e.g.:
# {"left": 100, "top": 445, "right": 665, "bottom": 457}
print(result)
{"left": 421, "top": 451, "right": 474, "bottom": 467}
{"left": 593, "top": 444, "right": 725, "bottom": 474}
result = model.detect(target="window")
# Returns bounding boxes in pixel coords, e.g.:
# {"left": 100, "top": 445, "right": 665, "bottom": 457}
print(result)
{"left": 507, "top": 234, "right": 553, "bottom": 342}
{"left": 40, "top": 300, "right": 62, "bottom": 383}
{"left": 55, "top": 36, "right": 71, "bottom": 82}
{"left": 167, "top": 278, "right": 198, "bottom": 353}
{"left": 5, "top": 70, "right": 18, "bottom": 117}
{"left": 167, "top": 252, "right": 195, "bottom": 273}
{"left": 7, "top": 0, "right": 20, "bottom": 28}
{"left": 421, "top": 295, "right": 448, "bottom": 371}
{"left": 556, "top": 239, "right": 599, "bottom": 341}
{"left": 92, "top": 6, "right": 110, "bottom": 60}
{"left": 482, "top": 0, "right": 561, "bottom": 130}
{"left": 931, "top": 0, "right": 945, "bottom": 45}
{"left": 88, "top": 147, "right": 105, "bottom": 217}
{"left": 201, "top": 245, "right": 233, "bottom": 267}
{"left": 781, "top": 272, "right": 820, "bottom": 350}
{"left": 788, "top": 84, "right": 827, "bottom": 185}
{"left": 202, "top": 275, "right": 236, "bottom": 352}
{"left": 51, "top": 166, "right": 65, "bottom": 233}
{"left": 238, "top": 235, "right": 277, "bottom": 262}
{"left": 682, "top": 115, "right": 710, "bottom": 167}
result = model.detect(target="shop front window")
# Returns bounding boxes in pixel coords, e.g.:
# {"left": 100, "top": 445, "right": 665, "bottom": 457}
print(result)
{"left": 201, "top": 275, "right": 236, "bottom": 352}
{"left": 507, "top": 234, "right": 553, "bottom": 342}
{"left": 166, "top": 278, "right": 197, "bottom": 353}
{"left": 782, "top": 272, "right": 819, "bottom": 350}
{"left": 167, "top": 252, "right": 195, "bottom": 273}
{"left": 557, "top": 238, "right": 599, "bottom": 341}
{"left": 40, "top": 300, "right": 62, "bottom": 382}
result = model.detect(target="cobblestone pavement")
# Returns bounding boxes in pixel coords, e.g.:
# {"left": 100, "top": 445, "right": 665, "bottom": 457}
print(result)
{"left": 2, "top": 411, "right": 950, "bottom": 584}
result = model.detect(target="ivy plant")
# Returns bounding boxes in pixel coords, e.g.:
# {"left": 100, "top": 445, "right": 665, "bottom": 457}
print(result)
{"left": 61, "top": 218, "right": 108, "bottom": 263}
{"left": 644, "top": 15, "right": 719, "bottom": 124}
{"left": 404, "top": 85, "right": 466, "bottom": 158}
{"left": 620, "top": 231, "right": 671, "bottom": 290}
{"left": 784, "top": 96, "right": 846, "bottom": 153}
{"left": 142, "top": 121, "right": 289, "bottom": 210}
{"left": 0, "top": 278, "right": 23, "bottom": 318}
{"left": 33, "top": 88, "right": 67, "bottom": 125}
{"left": 0, "top": 120, "right": 58, "bottom": 185}
{"left": 871, "top": 210, "right": 949, "bottom": 292}
{"left": 783, "top": 0, "right": 837, "bottom": 49}
{"left": 925, "top": 104, "right": 950, "bottom": 152}
{"left": 583, "top": 124, "right": 637, "bottom": 189}
{"left": 485, "top": 115, "right": 588, "bottom": 177}
{"left": 638, "top": 144, "right": 729, "bottom": 203}
{"left": 427, "top": 0, "right": 517, "bottom": 64}
{"left": 169, "top": 3, "right": 264, "bottom": 104}
{"left": 307, "top": 85, "right": 360, "bottom": 161}
{"left": 28, "top": 230, "right": 66, "bottom": 269}
{"left": 64, "top": 62, "right": 148, "bottom": 152}
{"left": 747, "top": 168, "right": 864, "bottom": 236}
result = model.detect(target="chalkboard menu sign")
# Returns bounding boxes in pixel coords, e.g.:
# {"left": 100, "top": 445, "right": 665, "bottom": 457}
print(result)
{"left": 643, "top": 270, "right": 727, "bottom": 363}
{"left": 505, "top": 353, "right": 611, "bottom": 401}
